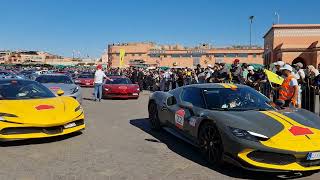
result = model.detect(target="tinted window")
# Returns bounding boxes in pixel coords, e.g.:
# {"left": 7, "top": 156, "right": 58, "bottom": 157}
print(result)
{"left": 36, "top": 75, "right": 73, "bottom": 84}
{"left": 203, "top": 87, "right": 274, "bottom": 111}
{"left": 0, "top": 80, "right": 55, "bottom": 100}
{"left": 105, "top": 78, "right": 132, "bottom": 84}
{"left": 181, "top": 87, "right": 204, "bottom": 108}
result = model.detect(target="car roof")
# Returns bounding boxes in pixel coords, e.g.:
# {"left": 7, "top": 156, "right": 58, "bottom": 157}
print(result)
{"left": 0, "top": 78, "right": 34, "bottom": 82}
{"left": 184, "top": 83, "right": 248, "bottom": 89}
{"left": 37, "top": 73, "right": 69, "bottom": 77}
{"left": 109, "top": 76, "right": 128, "bottom": 79}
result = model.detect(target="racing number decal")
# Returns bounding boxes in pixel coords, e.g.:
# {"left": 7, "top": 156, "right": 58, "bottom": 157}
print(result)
{"left": 175, "top": 109, "right": 185, "bottom": 129}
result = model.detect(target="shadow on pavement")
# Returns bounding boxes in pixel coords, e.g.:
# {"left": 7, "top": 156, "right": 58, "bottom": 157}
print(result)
{"left": 0, "top": 131, "right": 82, "bottom": 147}
{"left": 130, "top": 118, "right": 318, "bottom": 180}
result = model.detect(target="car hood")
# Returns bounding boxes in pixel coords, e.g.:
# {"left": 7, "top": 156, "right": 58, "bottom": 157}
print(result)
{"left": 0, "top": 97, "right": 80, "bottom": 126}
{"left": 209, "top": 109, "right": 320, "bottom": 151}
{"left": 43, "top": 83, "right": 77, "bottom": 95}
{"left": 104, "top": 84, "right": 139, "bottom": 92}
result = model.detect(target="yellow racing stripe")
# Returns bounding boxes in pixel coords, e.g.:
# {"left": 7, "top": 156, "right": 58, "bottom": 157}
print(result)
{"left": 259, "top": 111, "right": 320, "bottom": 151}
{"left": 220, "top": 83, "right": 237, "bottom": 89}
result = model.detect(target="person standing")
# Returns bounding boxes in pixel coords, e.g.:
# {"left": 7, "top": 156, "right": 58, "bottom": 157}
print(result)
{"left": 137, "top": 68, "right": 144, "bottom": 92}
{"left": 94, "top": 65, "right": 112, "bottom": 102}
{"left": 276, "top": 64, "right": 299, "bottom": 108}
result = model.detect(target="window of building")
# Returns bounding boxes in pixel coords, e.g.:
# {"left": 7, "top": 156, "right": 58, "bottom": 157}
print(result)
{"left": 253, "top": 53, "right": 257, "bottom": 58}
{"left": 238, "top": 53, "right": 248, "bottom": 58}
{"left": 192, "top": 54, "right": 202, "bottom": 57}
{"left": 226, "top": 53, "right": 237, "bottom": 58}
{"left": 181, "top": 54, "right": 191, "bottom": 58}
{"left": 214, "top": 53, "right": 224, "bottom": 57}
{"left": 171, "top": 54, "right": 180, "bottom": 58}
{"left": 149, "top": 54, "right": 160, "bottom": 58}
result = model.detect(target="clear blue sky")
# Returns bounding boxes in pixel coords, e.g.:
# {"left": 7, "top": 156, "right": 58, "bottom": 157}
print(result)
{"left": 0, "top": 0, "right": 319, "bottom": 58}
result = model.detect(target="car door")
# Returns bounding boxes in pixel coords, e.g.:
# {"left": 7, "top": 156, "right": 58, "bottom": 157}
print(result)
{"left": 158, "top": 88, "right": 182, "bottom": 125}
{"left": 172, "top": 87, "right": 205, "bottom": 135}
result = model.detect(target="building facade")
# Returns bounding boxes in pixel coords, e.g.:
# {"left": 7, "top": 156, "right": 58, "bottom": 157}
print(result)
{"left": 106, "top": 42, "right": 264, "bottom": 68}
{"left": 264, "top": 24, "right": 320, "bottom": 67}
{"left": 0, "top": 51, "right": 80, "bottom": 65}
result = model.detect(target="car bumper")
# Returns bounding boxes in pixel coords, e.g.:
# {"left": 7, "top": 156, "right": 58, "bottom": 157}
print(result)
{"left": 103, "top": 92, "right": 139, "bottom": 99}
{"left": 235, "top": 149, "right": 320, "bottom": 172}
{"left": 220, "top": 131, "right": 320, "bottom": 172}
{"left": 0, "top": 118, "right": 85, "bottom": 141}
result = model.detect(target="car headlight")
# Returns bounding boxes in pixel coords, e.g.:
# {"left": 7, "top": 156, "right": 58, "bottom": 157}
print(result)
{"left": 105, "top": 88, "right": 109, "bottom": 91}
{"left": 71, "top": 86, "right": 79, "bottom": 94}
{"left": 137, "top": 88, "right": 140, "bottom": 91}
{"left": 75, "top": 80, "right": 80, "bottom": 83}
{"left": 229, "top": 127, "right": 269, "bottom": 141}
{"left": 74, "top": 105, "right": 83, "bottom": 112}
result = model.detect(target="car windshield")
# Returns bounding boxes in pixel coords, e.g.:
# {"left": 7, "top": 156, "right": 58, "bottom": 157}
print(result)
{"left": 105, "top": 78, "right": 132, "bottom": 84}
{"left": 36, "top": 75, "right": 73, "bottom": 84}
{"left": 78, "top": 74, "right": 94, "bottom": 79}
{"left": 203, "top": 87, "right": 275, "bottom": 111}
{"left": 0, "top": 80, "right": 55, "bottom": 100}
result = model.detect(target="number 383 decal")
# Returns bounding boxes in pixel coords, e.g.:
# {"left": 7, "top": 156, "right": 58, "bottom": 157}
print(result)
{"left": 175, "top": 109, "right": 185, "bottom": 129}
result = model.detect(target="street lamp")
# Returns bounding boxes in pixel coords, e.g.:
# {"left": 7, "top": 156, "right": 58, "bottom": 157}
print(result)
{"left": 275, "top": 12, "right": 280, "bottom": 24}
{"left": 249, "top": 16, "right": 254, "bottom": 49}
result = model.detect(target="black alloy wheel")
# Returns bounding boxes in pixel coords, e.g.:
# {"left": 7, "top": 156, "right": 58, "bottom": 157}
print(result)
{"left": 198, "top": 121, "right": 223, "bottom": 166}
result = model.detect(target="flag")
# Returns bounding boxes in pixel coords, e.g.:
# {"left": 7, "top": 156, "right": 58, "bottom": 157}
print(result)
{"left": 264, "top": 69, "right": 284, "bottom": 85}
{"left": 119, "top": 49, "right": 125, "bottom": 68}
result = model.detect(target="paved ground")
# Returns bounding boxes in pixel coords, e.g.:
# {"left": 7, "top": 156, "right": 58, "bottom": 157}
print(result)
{"left": 1, "top": 88, "right": 320, "bottom": 180}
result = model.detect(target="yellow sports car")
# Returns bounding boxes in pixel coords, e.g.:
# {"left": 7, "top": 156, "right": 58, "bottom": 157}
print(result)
{"left": 0, "top": 79, "right": 85, "bottom": 141}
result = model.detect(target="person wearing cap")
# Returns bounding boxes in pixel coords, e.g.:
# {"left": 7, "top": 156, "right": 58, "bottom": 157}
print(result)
{"left": 292, "top": 62, "right": 305, "bottom": 108}
{"left": 246, "top": 66, "right": 259, "bottom": 89}
{"left": 276, "top": 64, "right": 299, "bottom": 107}
{"left": 94, "top": 65, "right": 113, "bottom": 102}
{"left": 273, "top": 61, "right": 285, "bottom": 76}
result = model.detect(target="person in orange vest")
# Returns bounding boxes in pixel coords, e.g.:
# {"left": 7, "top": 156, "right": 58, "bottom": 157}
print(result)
{"left": 276, "top": 64, "right": 299, "bottom": 108}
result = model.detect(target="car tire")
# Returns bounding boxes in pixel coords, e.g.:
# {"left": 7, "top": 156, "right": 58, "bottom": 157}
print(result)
{"left": 148, "top": 102, "right": 161, "bottom": 131}
{"left": 198, "top": 121, "right": 224, "bottom": 167}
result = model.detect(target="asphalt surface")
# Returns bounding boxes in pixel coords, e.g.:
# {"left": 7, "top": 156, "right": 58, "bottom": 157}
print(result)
{"left": 1, "top": 88, "right": 320, "bottom": 180}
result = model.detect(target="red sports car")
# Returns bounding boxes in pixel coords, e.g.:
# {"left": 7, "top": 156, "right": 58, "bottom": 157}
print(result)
{"left": 103, "top": 76, "right": 140, "bottom": 99}
{"left": 75, "top": 74, "right": 95, "bottom": 87}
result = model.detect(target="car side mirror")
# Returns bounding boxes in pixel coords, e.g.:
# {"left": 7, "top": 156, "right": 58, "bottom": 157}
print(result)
{"left": 179, "top": 101, "right": 193, "bottom": 110}
{"left": 57, "top": 90, "right": 64, "bottom": 96}
{"left": 166, "top": 96, "right": 177, "bottom": 106}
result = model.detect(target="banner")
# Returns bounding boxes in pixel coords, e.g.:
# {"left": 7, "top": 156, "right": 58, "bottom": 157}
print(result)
{"left": 264, "top": 69, "right": 284, "bottom": 85}
{"left": 119, "top": 49, "right": 125, "bottom": 68}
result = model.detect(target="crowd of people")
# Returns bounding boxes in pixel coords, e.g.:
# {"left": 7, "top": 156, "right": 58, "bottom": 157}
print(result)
{"left": 2, "top": 58, "right": 320, "bottom": 110}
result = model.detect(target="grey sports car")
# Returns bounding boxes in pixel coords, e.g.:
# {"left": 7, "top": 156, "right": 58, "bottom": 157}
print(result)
{"left": 35, "top": 74, "right": 82, "bottom": 103}
{"left": 148, "top": 83, "right": 320, "bottom": 172}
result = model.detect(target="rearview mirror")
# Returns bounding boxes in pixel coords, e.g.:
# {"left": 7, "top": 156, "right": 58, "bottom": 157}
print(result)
{"left": 179, "top": 101, "right": 193, "bottom": 110}
{"left": 56, "top": 90, "right": 64, "bottom": 96}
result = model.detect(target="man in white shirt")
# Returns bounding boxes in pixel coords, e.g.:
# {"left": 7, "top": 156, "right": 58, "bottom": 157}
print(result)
{"left": 94, "top": 65, "right": 113, "bottom": 102}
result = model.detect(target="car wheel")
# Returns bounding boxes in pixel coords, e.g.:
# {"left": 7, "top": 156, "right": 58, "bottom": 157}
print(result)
{"left": 148, "top": 102, "right": 161, "bottom": 130}
{"left": 198, "top": 121, "right": 223, "bottom": 166}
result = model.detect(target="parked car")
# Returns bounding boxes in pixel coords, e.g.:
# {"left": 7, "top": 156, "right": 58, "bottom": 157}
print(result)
{"left": 35, "top": 74, "right": 82, "bottom": 103}
{"left": 103, "top": 76, "right": 140, "bottom": 99}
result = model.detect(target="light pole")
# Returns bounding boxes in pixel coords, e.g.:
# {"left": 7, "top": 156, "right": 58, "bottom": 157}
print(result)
{"left": 249, "top": 16, "right": 254, "bottom": 49}
{"left": 275, "top": 12, "right": 280, "bottom": 24}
